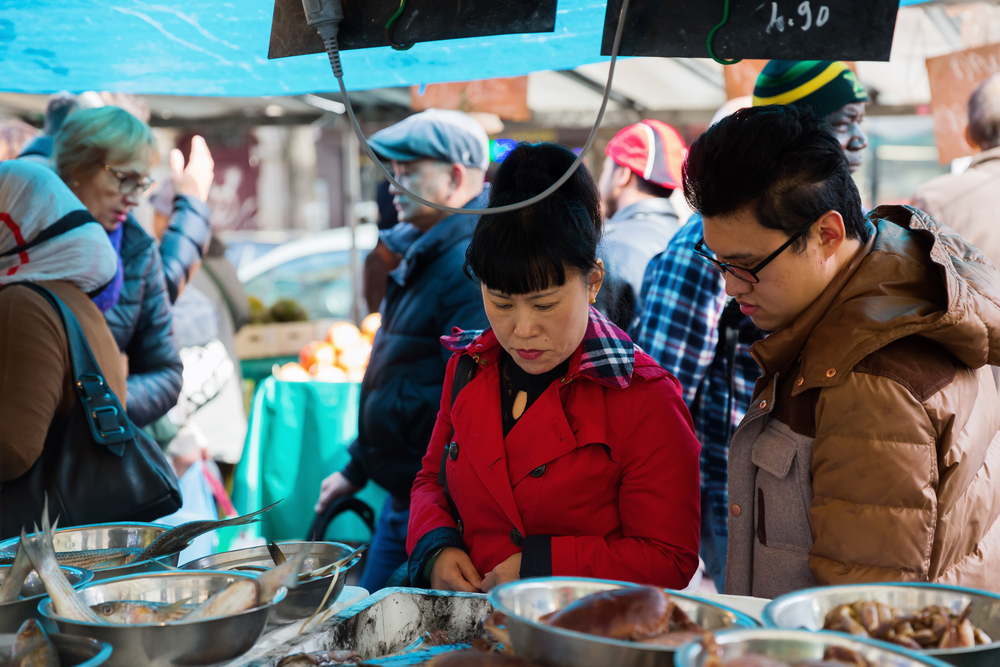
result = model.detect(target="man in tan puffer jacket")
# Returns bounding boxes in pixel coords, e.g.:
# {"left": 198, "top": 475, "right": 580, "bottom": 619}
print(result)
{"left": 684, "top": 104, "right": 1000, "bottom": 598}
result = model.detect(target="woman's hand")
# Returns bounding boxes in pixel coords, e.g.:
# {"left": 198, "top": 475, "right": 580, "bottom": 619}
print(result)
{"left": 314, "top": 471, "right": 360, "bottom": 513}
{"left": 431, "top": 547, "right": 483, "bottom": 592}
{"left": 480, "top": 552, "right": 521, "bottom": 592}
{"left": 171, "top": 135, "right": 215, "bottom": 203}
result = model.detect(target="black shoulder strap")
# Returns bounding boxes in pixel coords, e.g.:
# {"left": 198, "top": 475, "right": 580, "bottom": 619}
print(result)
{"left": 0, "top": 210, "right": 95, "bottom": 258}
{"left": 3, "top": 283, "right": 135, "bottom": 453}
{"left": 438, "top": 353, "right": 479, "bottom": 523}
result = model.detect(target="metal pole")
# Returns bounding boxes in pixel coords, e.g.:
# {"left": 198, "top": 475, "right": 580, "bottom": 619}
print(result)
{"left": 342, "top": 119, "right": 362, "bottom": 325}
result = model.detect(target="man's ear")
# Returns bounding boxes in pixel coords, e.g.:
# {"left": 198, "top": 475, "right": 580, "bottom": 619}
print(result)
{"left": 614, "top": 164, "right": 633, "bottom": 190}
{"left": 965, "top": 125, "right": 981, "bottom": 153}
{"left": 450, "top": 163, "right": 466, "bottom": 193}
{"left": 814, "top": 210, "right": 847, "bottom": 259}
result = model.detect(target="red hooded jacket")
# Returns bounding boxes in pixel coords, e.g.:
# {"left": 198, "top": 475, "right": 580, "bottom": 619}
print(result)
{"left": 406, "top": 307, "right": 701, "bottom": 588}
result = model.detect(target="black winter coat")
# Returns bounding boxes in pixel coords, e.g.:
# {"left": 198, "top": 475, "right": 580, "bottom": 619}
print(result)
{"left": 107, "top": 218, "right": 183, "bottom": 427}
{"left": 341, "top": 192, "right": 489, "bottom": 502}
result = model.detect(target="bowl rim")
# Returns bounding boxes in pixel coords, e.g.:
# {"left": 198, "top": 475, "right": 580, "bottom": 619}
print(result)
{"left": 673, "top": 627, "right": 955, "bottom": 667}
{"left": 487, "top": 576, "right": 760, "bottom": 653}
{"left": 0, "top": 522, "right": 174, "bottom": 573}
{"left": 35, "top": 570, "right": 287, "bottom": 628}
{"left": 48, "top": 633, "right": 114, "bottom": 666}
{"left": 0, "top": 564, "right": 93, "bottom": 606}
{"left": 762, "top": 582, "right": 1000, "bottom": 656}
{"left": 178, "top": 540, "right": 360, "bottom": 574}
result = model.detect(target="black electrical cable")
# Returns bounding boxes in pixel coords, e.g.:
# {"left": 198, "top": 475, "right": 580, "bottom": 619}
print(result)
{"left": 303, "top": 0, "right": 633, "bottom": 216}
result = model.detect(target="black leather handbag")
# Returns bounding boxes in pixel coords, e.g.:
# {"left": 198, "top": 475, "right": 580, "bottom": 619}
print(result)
{"left": 0, "top": 283, "right": 182, "bottom": 539}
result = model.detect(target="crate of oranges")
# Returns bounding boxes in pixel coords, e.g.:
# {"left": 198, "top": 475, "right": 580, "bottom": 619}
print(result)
{"left": 273, "top": 313, "right": 381, "bottom": 383}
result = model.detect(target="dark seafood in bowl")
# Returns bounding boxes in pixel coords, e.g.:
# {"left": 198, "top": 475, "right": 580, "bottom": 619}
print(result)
{"left": 427, "top": 651, "right": 539, "bottom": 666}
{"left": 538, "top": 585, "right": 704, "bottom": 643}
{"left": 822, "top": 600, "right": 992, "bottom": 649}
{"left": 701, "top": 633, "right": 873, "bottom": 667}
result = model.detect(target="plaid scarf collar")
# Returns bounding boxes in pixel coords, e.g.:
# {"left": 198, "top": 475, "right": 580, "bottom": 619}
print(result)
{"left": 441, "top": 306, "right": 636, "bottom": 389}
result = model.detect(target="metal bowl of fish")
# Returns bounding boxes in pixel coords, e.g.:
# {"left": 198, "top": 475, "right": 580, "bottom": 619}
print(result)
{"left": 0, "top": 565, "right": 93, "bottom": 632}
{"left": 0, "top": 629, "right": 113, "bottom": 666}
{"left": 0, "top": 523, "right": 176, "bottom": 581}
{"left": 673, "top": 628, "right": 954, "bottom": 667}
{"left": 763, "top": 583, "right": 1000, "bottom": 667}
{"left": 37, "top": 571, "right": 287, "bottom": 667}
{"left": 487, "top": 577, "right": 759, "bottom": 667}
{"left": 180, "top": 541, "right": 361, "bottom": 625}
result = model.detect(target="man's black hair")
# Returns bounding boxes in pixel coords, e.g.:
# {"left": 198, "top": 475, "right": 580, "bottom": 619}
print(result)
{"left": 683, "top": 104, "right": 867, "bottom": 251}
{"left": 465, "top": 142, "right": 601, "bottom": 295}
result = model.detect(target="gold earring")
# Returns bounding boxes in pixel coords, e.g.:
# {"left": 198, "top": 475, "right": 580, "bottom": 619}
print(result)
{"left": 589, "top": 297, "right": 597, "bottom": 304}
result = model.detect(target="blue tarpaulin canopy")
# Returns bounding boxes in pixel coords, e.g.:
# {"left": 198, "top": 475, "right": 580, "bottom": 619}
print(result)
{"left": 0, "top": 0, "right": 932, "bottom": 97}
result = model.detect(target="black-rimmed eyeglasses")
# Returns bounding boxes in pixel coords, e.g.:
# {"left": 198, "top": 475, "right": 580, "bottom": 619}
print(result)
{"left": 105, "top": 165, "right": 155, "bottom": 197}
{"left": 693, "top": 222, "right": 815, "bottom": 284}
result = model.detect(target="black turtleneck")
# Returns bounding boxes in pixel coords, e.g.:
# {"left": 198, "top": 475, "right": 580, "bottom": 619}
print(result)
{"left": 499, "top": 349, "right": 571, "bottom": 437}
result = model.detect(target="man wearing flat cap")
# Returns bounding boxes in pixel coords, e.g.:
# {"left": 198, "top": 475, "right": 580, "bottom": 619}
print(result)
{"left": 315, "top": 109, "right": 490, "bottom": 592}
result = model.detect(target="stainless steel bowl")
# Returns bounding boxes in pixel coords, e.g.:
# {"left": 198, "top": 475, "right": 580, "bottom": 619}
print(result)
{"left": 38, "top": 571, "right": 286, "bottom": 667}
{"left": 763, "top": 583, "right": 1000, "bottom": 667}
{"left": 0, "top": 631, "right": 113, "bottom": 666}
{"left": 180, "top": 541, "right": 359, "bottom": 625}
{"left": 488, "top": 577, "right": 759, "bottom": 667}
{"left": 0, "top": 522, "right": 178, "bottom": 580}
{"left": 674, "top": 628, "right": 954, "bottom": 667}
{"left": 0, "top": 564, "right": 93, "bottom": 632}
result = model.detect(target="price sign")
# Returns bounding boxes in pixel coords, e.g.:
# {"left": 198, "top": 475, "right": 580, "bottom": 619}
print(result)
{"left": 602, "top": 0, "right": 899, "bottom": 62}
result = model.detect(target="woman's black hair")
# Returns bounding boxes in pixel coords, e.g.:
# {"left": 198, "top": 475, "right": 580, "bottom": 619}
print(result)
{"left": 464, "top": 142, "right": 602, "bottom": 295}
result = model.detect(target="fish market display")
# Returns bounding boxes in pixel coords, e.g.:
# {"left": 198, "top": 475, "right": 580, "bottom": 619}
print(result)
{"left": 179, "top": 546, "right": 309, "bottom": 623}
{"left": 701, "top": 633, "right": 873, "bottom": 667}
{"left": 823, "top": 600, "right": 992, "bottom": 649}
{"left": 275, "top": 650, "right": 361, "bottom": 666}
{"left": 5, "top": 618, "right": 59, "bottom": 667}
{"left": 0, "top": 548, "right": 144, "bottom": 571}
{"left": 19, "top": 510, "right": 106, "bottom": 625}
{"left": 91, "top": 598, "right": 191, "bottom": 624}
{"left": 128, "top": 501, "right": 280, "bottom": 564}
{"left": 539, "top": 586, "right": 704, "bottom": 643}
{"left": 0, "top": 541, "right": 32, "bottom": 603}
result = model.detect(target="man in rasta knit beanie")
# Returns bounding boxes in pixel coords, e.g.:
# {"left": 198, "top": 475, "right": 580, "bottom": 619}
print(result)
{"left": 753, "top": 60, "right": 869, "bottom": 172}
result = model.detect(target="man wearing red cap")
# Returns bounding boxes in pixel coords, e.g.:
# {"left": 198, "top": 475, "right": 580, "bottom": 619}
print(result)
{"left": 596, "top": 120, "right": 686, "bottom": 329}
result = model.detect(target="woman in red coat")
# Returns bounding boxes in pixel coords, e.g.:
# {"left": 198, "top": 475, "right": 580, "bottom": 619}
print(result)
{"left": 406, "top": 142, "right": 701, "bottom": 592}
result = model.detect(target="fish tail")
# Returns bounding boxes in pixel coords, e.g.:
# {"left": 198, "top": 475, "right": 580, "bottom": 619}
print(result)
{"left": 218, "top": 500, "right": 282, "bottom": 528}
{"left": 21, "top": 521, "right": 107, "bottom": 625}
{"left": 266, "top": 541, "right": 287, "bottom": 566}
{"left": 257, "top": 547, "right": 310, "bottom": 604}
{"left": 0, "top": 538, "right": 31, "bottom": 602}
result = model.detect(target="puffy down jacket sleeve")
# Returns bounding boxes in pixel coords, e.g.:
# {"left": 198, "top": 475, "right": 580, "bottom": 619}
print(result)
{"left": 124, "top": 247, "right": 183, "bottom": 427}
{"left": 809, "top": 370, "right": 939, "bottom": 584}
{"left": 158, "top": 195, "right": 212, "bottom": 304}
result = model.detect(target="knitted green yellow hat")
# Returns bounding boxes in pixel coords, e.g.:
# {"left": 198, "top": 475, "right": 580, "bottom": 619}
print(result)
{"left": 752, "top": 61, "right": 868, "bottom": 118}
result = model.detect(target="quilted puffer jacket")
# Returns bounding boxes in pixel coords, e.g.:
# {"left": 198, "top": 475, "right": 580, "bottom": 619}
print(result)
{"left": 107, "top": 218, "right": 183, "bottom": 427}
{"left": 726, "top": 205, "right": 1000, "bottom": 598}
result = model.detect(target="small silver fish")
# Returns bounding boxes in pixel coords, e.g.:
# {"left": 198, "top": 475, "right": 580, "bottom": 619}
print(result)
{"left": 1, "top": 547, "right": 144, "bottom": 571}
{"left": 0, "top": 541, "right": 32, "bottom": 603}
{"left": 10, "top": 618, "right": 59, "bottom": 667}
{"left": 129, "top": 501, "right": 281, "bottom": 564}
{"left": 19, "top": 501, "right": 106, "bottom": 625}
{"left": 92, "top": 598, "right": 191, "bottom": 625}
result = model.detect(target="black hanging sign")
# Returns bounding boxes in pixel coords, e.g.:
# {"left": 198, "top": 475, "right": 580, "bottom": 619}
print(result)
{"left": 269, "top": 0, "right": 558, "bottom": 60}
{"left": 601, "top": 0, "right": 900, "bottom": 62}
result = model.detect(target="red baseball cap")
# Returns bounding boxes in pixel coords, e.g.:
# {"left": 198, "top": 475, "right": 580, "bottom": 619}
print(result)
{"left": 605, "top": 120, "right": 686, "bottom": 189}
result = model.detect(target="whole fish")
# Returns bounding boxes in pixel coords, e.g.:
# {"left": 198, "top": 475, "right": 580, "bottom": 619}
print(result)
{"left": 92, "top": 598, "right": 191, "bottom": 624}
{"left": 10, "top": 618, "right": 59, "bottom": 667}
{"left": 1, "top": 548, "right": 142, "bottom": 571}
{"left": 181, "top": 547, "right": 309, "bottom": 622}
{"left": 19, "top": 503, "right": 106, "bottom": 626}
{"left": 129, "top": 501, "right": 281, "bottom": 564}
{"left": 0, "top": 541, "right": 32, "bottom": 603}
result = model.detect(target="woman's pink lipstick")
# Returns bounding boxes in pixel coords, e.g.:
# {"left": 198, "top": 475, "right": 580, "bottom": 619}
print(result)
{"left": 515, "top": 349, "right": 543, "bottom": 360}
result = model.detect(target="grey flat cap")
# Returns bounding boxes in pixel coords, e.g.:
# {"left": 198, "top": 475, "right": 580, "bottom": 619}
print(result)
{"left": 369, "top": 109, "right": 490, "bottom": 171}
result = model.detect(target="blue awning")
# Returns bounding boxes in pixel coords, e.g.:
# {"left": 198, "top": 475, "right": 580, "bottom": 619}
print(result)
{"left": 0, "top": 0, "right": 933, "bottom": 97}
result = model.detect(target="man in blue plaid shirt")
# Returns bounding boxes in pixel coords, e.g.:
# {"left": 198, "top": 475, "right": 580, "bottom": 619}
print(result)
{"left": 630, "top": 214, "right": 762, "bottom": 591}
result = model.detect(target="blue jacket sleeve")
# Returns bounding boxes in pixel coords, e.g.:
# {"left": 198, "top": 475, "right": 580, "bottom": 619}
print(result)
{"left": 159, "top": 195, "right": 212, "bottom": 304}
{"left": 630, "top": 215, "right": 727, "bottom": 407}
{"left": 124, "top": 246, "right": 183, "bottom": 427}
